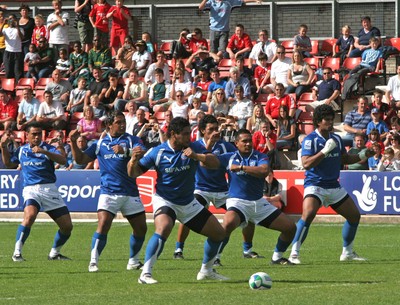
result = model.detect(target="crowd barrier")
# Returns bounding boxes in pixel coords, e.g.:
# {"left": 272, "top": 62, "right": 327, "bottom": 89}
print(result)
{"left": 0, "top": 170, "right": 398, "bottom": 215}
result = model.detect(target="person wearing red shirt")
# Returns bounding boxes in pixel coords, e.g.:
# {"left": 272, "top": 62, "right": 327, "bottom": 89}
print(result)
{"left": 188, "top": 28, "right": 209, "bottom": 54}
{"left": 254, "top": 53, "right": 272, "bottom": 94}
{"left": 226, "top": 24, "right": 253, "bottom": 60}
{"left": 106, "top": 0, "right": 131, "bottom": 54}
{"left": 265, "top": 83, "right": 296, "bottom": 128}
{"left": 0, "top": 90, "right": 18, "bottom": 130}
{"left": 252, "top": 120, "right": 279, "bottom": 168}
{"left": 89, "top": 0, "right": 111, "bottom": 46}
{"left": 192, "top": 68, "right": 212, "bottom": 104}
{"left": 31, "top": 14, "right": 48, "bottom": 47}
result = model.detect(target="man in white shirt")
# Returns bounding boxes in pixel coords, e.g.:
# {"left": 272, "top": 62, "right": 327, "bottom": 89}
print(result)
{"left": 0, "top": 14, "right": 24, "bottom": 82}
{"left": 385, "top": 65, "right": 400, "bottom": 107}
{"left": 47, "top": 0, "right": 70, "bottom": 59}
{"left": 269, "top": 45, "right": 291, "bottom": 90}
{"left": 37, "top": 90, "right": 67, "bottom": 131}
{"left": 248, "top": 29, "right": 277, "bottom": 68}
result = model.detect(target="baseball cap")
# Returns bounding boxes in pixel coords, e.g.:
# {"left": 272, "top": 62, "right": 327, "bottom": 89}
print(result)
{"left": 371, "top": 108, "right": 379, "bottom": 114}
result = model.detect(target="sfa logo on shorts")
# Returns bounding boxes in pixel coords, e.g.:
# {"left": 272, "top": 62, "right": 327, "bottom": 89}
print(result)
{"left": 353, "top": 174, "right": 377, "bottom": 212}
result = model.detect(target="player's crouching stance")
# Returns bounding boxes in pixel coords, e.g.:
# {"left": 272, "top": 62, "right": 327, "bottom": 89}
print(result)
{"left": 288, "top": 104, "right": 374, "bottom": 265}
{"left": 129, "top": 117, "right": 228, "bottom": 284}
{"left": 218, "top": 129, "right": 296, "bottom": 265}
{"left": 1, "top": 122, "right": 72, "bottom": 261}
{"left": 70, "top": 111, "right": 148, "bottom": 273}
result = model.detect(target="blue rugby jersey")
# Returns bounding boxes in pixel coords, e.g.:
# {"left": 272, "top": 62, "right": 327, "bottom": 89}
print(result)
{"left": 84, "top": 133, "right": 146, "bottom": 196}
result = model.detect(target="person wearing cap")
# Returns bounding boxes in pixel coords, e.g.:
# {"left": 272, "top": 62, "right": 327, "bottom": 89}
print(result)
{"left": 366, "top": 107, "right": 389, "bottom": 139}
{"left": 131, "top": 39, "right": 152, "bottom": 77}
{"left": 349, "top": 16, "right": 381, "bottom": 58}
{"left": 106, "top": 0, "right": 131, "bottom": 55}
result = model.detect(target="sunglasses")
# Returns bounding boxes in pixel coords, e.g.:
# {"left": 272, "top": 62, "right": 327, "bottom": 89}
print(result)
{"left": 323, "top": 72, "right": 332, "bottom": 75}
{"left": 216, "top": 92, "right": 224, "bottom": 95}
{"left": 176, "top": 95, "right": 183, "bottom": 97}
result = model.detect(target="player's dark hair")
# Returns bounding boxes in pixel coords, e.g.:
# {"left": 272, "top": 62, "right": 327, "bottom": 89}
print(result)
{"left": 313, "top": 104, "right": 335, "bottom": 128}
{"left": 105, "top": 110, "right": 125, "bottom": 127}
{"left": 26, "top": 121, "right": 43, "bottom": 133}
{"left": 167, "top": 117, "right": 190, "bottom": 138}
{"left": 235, "top": 128, "right": 251, "bottom": 141}
{"left": 199, "top": 114, "right": 218, "bottom": 137}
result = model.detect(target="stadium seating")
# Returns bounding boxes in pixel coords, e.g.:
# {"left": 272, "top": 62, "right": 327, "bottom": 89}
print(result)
{"left": 297, "top": 92, "right": 314, "bottom": 107}
{"left": 69, "top": 112, "right": 84, "bottom": 131}
{"left": 280, "top": 40, "right": 294, "bottom": 54}
{"left": 321, "top": 57, "right": 341, "bottom": 72}
{"left": 218, "top": 59, "right": 235, "bottom": 72}
{"left": 1, "top": 78, "right": 15, "bottom": 92}
{"left": 310, "top": 40, "right": 319, "bottom": 56}
{"left": 304, "top": 57, "right": 320, "bottom": 70}
{"left": 319, "top": 38, "right": 338, "bottom": 56}
{"left": 35, "top": 78, "right": 52, "bottom": 90}
{"left": 342, "top": 57, "right": 362, "bottom": 71}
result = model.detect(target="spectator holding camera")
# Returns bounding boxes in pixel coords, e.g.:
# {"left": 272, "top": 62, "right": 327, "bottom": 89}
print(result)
{"left": 136, "top": 116, "right": 162, "bottom": 149}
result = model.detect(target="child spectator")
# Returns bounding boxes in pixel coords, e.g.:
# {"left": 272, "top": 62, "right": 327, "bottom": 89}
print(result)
{"left": 89, "top": 0, "right": 111, "bottom": 46}
{"left": 188, "top": 98, "right": 202, "bottom": 126}
{"left": 365, "top": 128, "right": 384, "bottom": 154}
{"left": 370, "top": 89, "right": 396, "bottom": 126}
{"left": 67, "top": 77, "right": 88, "bottom": 113}
{"left": 142, "top": 32, "right": 156, "bottom": 60}
{"left": 254, "top": 53, "right": 272, "bottom": 94}
{"left": 366, "top": 108, "right": 389, "bottom": 140}
{"left": 350, "top": 37, "right": 382, "bottom": 75}
{"left": 31, "top": 14, "right": 48, "bottom": 47}
{"left": 56, "top": 48, "right": 71, "bottom": 78}
{"left": 368, "top": 142, "right": 382, "bottom": 170}
{"left": 24, "top": 43, "right": 41, "bottom": 82}
{"left": 293, "top": 24, "right": 312, "bottom": 58}
{"left": 377, "top": 147, "right": 400, "bottom": 171}
{"left": 333, "top": 25, "right": 354, "bottom": 64}
{"left": 106, "top": 0, "right": 131, "bottom": 55}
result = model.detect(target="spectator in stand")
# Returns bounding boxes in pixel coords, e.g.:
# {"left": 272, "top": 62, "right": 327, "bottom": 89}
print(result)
{"left": 293, "top": 24, "right": 312, "bottom": 58}
{"left": 219, "top": 114, "right": 238, "bottom": 144}
{"left": 84, "top": 67, "right": 108, "bottom": 106}
{"left": 189, "top": 98, "right": 203, "bottom": 126}
{"left": 191, "top": 68, "right": 212, "bottom": 108}
{"left": 89, "top": 0, "right": 111, "bottom": 46}
{"left": 254, "top": 53, "right": 272, "bottom": 94}
{"left": 18, "top": 4, "right": 35, "bottom": 56}
{"left": 68, "top": 40, "right": 89, "bottom": 85}
{"left": 0, "top": 14, "right": 24, "bottom": 82}
{"left": 77, "top": 105, "right": 103, "bottom": 145}
{"left": 47, "top": 0, "right": 70, "bottom": 59}
{"left": 342, "top": 96, "right": 372, "bottom": 147}
{"left": 74, "top": 0, "right": 93, "bottom": 53}
{"left": 349, "top": 37, "right": 382, "bottom": 77}
{"left": 169, "top": 90, "right": 189, "bottom": 119}
{"left": 106, "top": 0, "right": 131, "bottom": 55}
{"left": 171, "top": 28, "right": 193, "bottom": 59}
{"left": 114, "top": 35, "right": 136, "bottom": 77}
{"left": 225, "top": 66, "right": 251, "bottom": 102}
{"left": 368, "top": 142, "right": 382, "bottom": 170}
{"left": 366, "top": 128, "right": 384, "bottom": 154}
{"left": 349, "top": 16, "right": 381, "bottom": 58}
{"left": 90, "top": 94, "right": 107, "bottom": 121}
{"left": 346, "top": 133, "right": 369, "bottom": 170}
{"left": 130, "top": 39, "right": 152, "bottom": 77}
{"left": 263, "top": 169, "right": 285, "bottom": 210}
{"left": 265, "top": 83, "right": 296, "bottom": 128}
{"left": 56, "top": 48, "right": 71, "bottom": 78}
{"left": 228, "top": 85, "right": 253, "bottom": 129}
{"left": 225, "top": 23, "right": 253, "bottom": 60}
{"left": 377, "top": 147, "right": 400, "bottom": 171}
{"left": 45, "top": 69, "right": 73, "bottom": 108}
{"left": 150, "top": 68, "right": 171, "bottom": 113}
{"left": 31, "top": 14, "right": 48, "bottom": 48}
{"left": 366, "top": 108, "right": 389, "bottom": 140}
{"left": 142, "top": 32, "right": 156, "bottom": 61}
{"left": 144, "top": 51, "right": 170, "bottom": 86}
{"left": 37, "top": 90, "right": 67, "bottom": 131}
{"left": 276, "top": 105, "right": 296, "bottom": 149}
{"left": 246, "top": 104, "right": 266, "bottom": 133}
{"left": 17, "top": 88, "right": 40, "bottom": 131}
{"left": 169, "top": 67, "right": 193, "bottom": 101}
{"left": 132, "top": 108, "right": 148, "bottom": 137}
{"left": 286, "top": 50, "right": 314, "bottom": 100}
{"left": 67, "top": 77, "right": 88, "bottom": 113}
{"left": 333, "top": 25, "right": 354, "bottom": 64}
{"left": 252, "top": 120, "right": 278, "bottom": 166}
{"left": 125, "top": 100, "right": 137, "bottom": 135}
{"left": 248, "top": 29, "right": 277, "bottom": 69}
{"left": 0, "top": 11, "right": 6, "bottom": 68}
{"left": 24, "top": 43, "right": 41, "bottom": 82}
{"left": 371, "top": 89, "right": 395, "bottom": 127}
{"left": 175, "top": 59, "right": 192, "bottom": 82}
{"left": 116, "top": 68, "right": 147, "bottom": 111}
{"left": 160, "top": 110, "right": 173, "bottom": 135}
{"left": 388, "top": 133, "right": 400, "bottom": 159}
{"left": 88, "top": 35, "right": 113, "bottom": 75}
{"left": 0, "top": 89, "right": 18, "bottom": 130}
{"left": 67, "top": 135, "right": 94, "bottom": 170}
{"left": 199, "top": 0, "right": 262, "bottom": 59}
{"left": 208, "top": 88, "right": 230, "bottom": 117}
{"left": 309, "top": 67, "right": 341, "bottom": 111}
{"left": 270, "top": 45, "right": 291, "bottom": 89}
{"left": 103, "top": 72, "right": 124, "bottom": 110}
{"left": 185, "top": 46, "right": 219, "bottom": 77}
{"left": 136, "top": 116, "right": 163, "bottom": 149}
{"left": 385, "top": 65, "right": 400, "bottom": 108}
{"left": 189, "top": 28, "right": 209, "bottom": 53}
{"left": 235, "top": 55, "right": 253, "bottom": 81}
{"left": 27, "top": 37, "right": 54, "bottom": 79}
{"left": 206, "top": 68, "right": 227, "bottom": 105}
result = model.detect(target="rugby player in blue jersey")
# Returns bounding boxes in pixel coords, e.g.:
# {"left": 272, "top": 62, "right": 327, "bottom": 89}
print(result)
{"left": 129, "top": 117, "right": 228, "bottom": 284}
{"left": 173, "top": 114, "right": 263, "bottom": 264}
{"left": 288, "top": 104, "right": 374, "bottom": 264}
{"left": 218, "top": 129, "right": 296, "bottom": 265}
{"left": 1, "top": 122, "right": 72, "bottom": 262}
{"left": 70, "top": 111, "right": 148, "bottom": 273}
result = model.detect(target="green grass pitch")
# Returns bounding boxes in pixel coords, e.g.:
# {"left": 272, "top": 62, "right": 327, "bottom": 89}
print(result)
{"left": 0, "top": 221, "right": 399, "bottom": 305}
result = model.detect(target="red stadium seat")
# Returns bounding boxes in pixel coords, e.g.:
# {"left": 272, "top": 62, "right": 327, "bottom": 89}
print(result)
{"left": 310, "top": 40, "right": 319, "bottom": 56}
{"left": 1, "top": 78, "right": 15, "bottom": 92}
{"left": 322, "top": 57, "right": 341, "bottom": 72}
{"left": 218, "top": 59, "right": 235, "bottom": 72}
{"left": 320, "top": 38, "right": 338, "bottom": 56}
{"left": 281, "top": 40, "right": 294, "bottom": 54}
{"left": 304, "top": 57, "right": 320, "bottom": 70}
{"left": 342, "top": 57, "right": 362, "bottom": 70}
{"left": 35, "top": 78, "right": 52, "bottom": 90}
